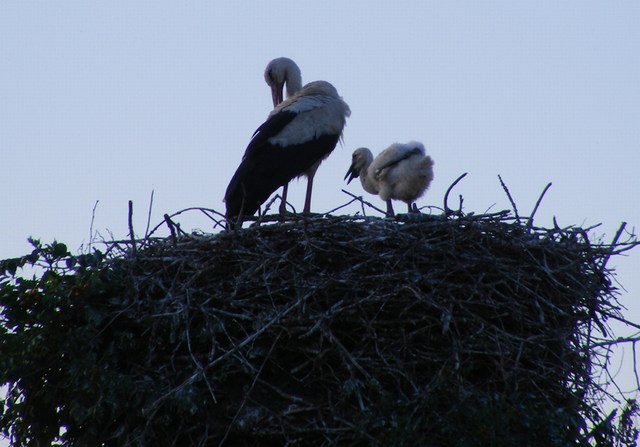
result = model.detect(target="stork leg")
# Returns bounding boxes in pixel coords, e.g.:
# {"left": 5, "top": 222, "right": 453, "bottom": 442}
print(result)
{"left": 279, "top": 183, "right": 289, "bottom": 214}
{"left": 303, "top": 172, "right": 315, "bottom": 214}
{"left": 408, "top": 203, "right": 420, "bottom": 213}
{"left": 386, "top": 200, "right": 395, "bottom": 217}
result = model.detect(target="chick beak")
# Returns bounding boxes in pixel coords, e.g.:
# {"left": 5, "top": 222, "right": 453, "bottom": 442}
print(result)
{"left": 344, "top": 163, "right": 358, "bottom": 184}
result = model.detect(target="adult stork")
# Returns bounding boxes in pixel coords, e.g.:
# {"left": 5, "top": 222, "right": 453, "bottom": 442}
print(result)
{"left": 225, "top": 80, "right": 351, "bottom": 227}
{"left": 264, "top": 57, "right": 303, "bottom": 213}
{"left": 345, "top": 141, "right": 434, "bottom": 216}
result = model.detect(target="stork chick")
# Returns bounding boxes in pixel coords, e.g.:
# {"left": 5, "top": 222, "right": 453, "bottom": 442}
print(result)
{"left": 345, "top": 141, "right": 434, "bottom": 216}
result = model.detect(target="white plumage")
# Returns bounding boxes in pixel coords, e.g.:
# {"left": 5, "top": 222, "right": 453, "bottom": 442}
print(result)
{"left": 345, "top": 141, "right": 434, "bottom": 216}
{"left": 269, "top": 88, "right": 350, "bottom": 146}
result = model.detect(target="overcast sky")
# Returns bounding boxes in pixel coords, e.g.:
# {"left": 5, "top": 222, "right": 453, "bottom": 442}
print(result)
{"left": 1, "top": 1, "right": 638, "bottom": 441}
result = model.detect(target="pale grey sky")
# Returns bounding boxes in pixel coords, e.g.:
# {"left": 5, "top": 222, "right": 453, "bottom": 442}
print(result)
{"left": 1, "top": 1, "right": 639, "bottom": 442}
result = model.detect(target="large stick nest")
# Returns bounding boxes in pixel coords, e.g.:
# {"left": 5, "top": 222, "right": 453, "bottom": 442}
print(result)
{"left": 98, "top": 212, "right": 626, "bottom": 445}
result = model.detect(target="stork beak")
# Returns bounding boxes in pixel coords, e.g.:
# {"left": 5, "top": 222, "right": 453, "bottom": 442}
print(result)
{"left": 271, "top": 82, "right": 284, "bottom": 108}
{"left": 344, "top": 163, "right": 358, "bottom": 184}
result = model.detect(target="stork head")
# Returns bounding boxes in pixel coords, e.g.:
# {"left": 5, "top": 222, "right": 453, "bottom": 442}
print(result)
{"left": 264, "top": 57, "right": 303, "bottom": 108}
{"left": 344, "top": 147, "right": 374, "bottom": 184}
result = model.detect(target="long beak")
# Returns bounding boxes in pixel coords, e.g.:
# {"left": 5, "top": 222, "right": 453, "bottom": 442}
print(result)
{"left": 271, "top": 82, "right": 284, "bottom": 108}
{"left": 344, "top": 163, "right": 358, "bottom": 184}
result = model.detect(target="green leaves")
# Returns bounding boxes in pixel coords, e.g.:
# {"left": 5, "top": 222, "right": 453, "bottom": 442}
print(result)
{"left": 0, "top": 258, "right": 21, "bottom": 276}
{"left": 0, "top": 239, "right": 106, "bottom": 278}
{"left": 0, "top": 240, "right": 68, "bottom": 277}
{"left": 0, "top": 240, "right": 119, "bottom": 445}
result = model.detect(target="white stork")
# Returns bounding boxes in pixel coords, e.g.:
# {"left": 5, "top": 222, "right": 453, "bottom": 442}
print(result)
{"left": 225, "top": 80, "right": 351, "bottom": 226}
{"left": 345, "top": 141, "right": 434, "bottom": 216}
{"left": 263, "top": 57, "right": 303, "bottom": 213}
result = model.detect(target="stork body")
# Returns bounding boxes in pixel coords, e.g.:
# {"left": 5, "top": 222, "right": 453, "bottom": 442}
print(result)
{"left": 345, "top": 142, "right": 434, "bottom": 216}
{"left": 225, "top": 81, "right": 351, "bottom": 226}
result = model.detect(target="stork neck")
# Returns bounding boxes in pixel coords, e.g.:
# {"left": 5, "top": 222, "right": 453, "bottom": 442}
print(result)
{"left": 285, "top": 65, "right": 303, "bottom": 98}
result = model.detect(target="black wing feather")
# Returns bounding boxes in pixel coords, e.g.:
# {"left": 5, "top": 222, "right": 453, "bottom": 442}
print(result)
{"left": 225, "top": 133, "right": 340, "bottom": 220}
{"left": 243, "top": 110, "right": 298, "bottom": 158}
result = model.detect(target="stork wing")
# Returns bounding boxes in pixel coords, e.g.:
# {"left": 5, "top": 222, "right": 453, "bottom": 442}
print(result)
{"left": 243, "top": 110, "right": 298, "bottom": 158}
{"left": 375, "top": 147, "right": 423, "bottom": 178}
